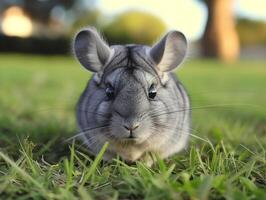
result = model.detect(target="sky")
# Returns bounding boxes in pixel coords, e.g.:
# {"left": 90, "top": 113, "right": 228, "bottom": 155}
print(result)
{"left": 98, "top": 0, "right": 266, "bottom": 41}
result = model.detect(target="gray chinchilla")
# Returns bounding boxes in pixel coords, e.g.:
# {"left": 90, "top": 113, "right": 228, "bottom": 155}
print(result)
{"left": 73, "top": 27, "right": 190, "bottom": 165}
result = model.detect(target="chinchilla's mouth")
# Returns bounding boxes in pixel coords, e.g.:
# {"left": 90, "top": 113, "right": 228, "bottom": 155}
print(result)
{"left": 119, "top": 137, "right": 141, "bottom": 144}
{"left": 110, "top": 132, "right": 145, "bottom": 144}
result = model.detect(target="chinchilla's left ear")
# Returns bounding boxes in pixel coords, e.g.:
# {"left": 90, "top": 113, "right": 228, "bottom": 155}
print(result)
{"left": 148, "top": 30, "right": 187, "bottom": 72}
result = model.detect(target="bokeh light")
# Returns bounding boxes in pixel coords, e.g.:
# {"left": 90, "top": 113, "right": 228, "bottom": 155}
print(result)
{"left": 1, "top": 6, "right": 33, "bottom": 38}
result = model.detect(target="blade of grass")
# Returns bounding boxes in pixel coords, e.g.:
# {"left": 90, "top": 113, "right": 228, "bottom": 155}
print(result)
{"left": 81, "top": 142, "right": 109, "bottom": 186}
{"left": 196, "top": 175, "right": 213, "bottom": 200}
{"left": 78, "top": 186, "right": 93, "bottom": 200}
{"left": 196, "top": 148, "right": 208, "bottom": 174}
{"left": 0, "top": 151, "right": 46, "bottom": 196}
{"left": 19, "top": 139, "right": 38, "bottom": 176}
{"left": 64, "top": 140, "right": 75, "bottom": 190}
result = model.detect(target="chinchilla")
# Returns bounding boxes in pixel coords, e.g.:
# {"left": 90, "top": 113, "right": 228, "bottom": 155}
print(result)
{"left": 73, "top": 27, "right": 190, "bottom": 165}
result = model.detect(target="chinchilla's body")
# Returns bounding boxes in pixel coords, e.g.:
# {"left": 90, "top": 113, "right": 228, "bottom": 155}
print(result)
{"left": 73, "top": 27, "right": 190, "bottom": 164}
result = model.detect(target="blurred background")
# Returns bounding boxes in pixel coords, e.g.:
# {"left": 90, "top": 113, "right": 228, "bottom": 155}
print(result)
{"left": 0, "top": 2, "right": 266, "bottom": 198}
{"left": 0, "top": 0, "right": 265, "bottom": 60}
{"left": 0, "top": 0, "right": 266, "bottom": 154}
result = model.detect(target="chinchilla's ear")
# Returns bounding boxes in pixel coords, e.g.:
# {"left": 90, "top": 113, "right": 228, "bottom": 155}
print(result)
{"left": 73, "top": 27, "right": 112, "bottom": 72}
{"left": 148, "top": 30, "right": 187, "bottom": 72}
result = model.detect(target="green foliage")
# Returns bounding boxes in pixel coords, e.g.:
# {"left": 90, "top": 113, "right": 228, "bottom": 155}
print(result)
{"left": 236, "top": 18, "right": 266, "bottom": 46}
{"left": 0, "top": 55, "right": 266, "bottom": 199}
{"left": 102, "top": 10, "right": 166, "bottom": 45}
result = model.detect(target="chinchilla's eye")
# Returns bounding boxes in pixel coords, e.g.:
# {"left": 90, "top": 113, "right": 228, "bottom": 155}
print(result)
{"left": 106, "top": 85, "right": 114, "bottom": 99}
{"left": 148, "top": 84, "right": 157, "bottom": 99}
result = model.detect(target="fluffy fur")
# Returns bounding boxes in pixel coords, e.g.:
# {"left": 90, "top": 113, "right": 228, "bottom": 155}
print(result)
{"left": 73, "top": 27, "right": 190, "bottom": 165}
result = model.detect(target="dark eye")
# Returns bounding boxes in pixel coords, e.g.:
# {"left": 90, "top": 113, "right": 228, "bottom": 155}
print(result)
{"left": 148, "top": 84, "right": 157, "bottom": 99}
{"left": 106, "top": 86, "right": 114, "bottom": 99}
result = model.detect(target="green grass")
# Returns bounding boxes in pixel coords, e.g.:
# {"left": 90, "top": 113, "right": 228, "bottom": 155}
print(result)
{"left": 0, "top": 54, "right": 265, "bottom": 199}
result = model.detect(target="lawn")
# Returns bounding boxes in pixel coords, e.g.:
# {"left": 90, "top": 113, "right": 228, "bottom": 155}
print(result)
{"left": 0, "top": 54, "right": 265, "bottom": 199}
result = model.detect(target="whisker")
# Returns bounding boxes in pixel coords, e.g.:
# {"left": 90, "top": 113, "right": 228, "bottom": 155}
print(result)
{"left": 64, "top": 124, "right": 109, "bottom": 143}
{"left": 76, "top": 109, "right": 110, "bottom": 118}
{"left": 151, "top": 122, "right": 210, "bottom": 144}
{"left": 149, "top": 103, "right": 265, "bottom": 119}
{"left": 141, "top": 102, "right": 180, "bottom": 120}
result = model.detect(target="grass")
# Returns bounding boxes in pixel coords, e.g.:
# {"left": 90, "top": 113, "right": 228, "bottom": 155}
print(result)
{"left": 0, "top": 54, "right": 265, "bottom": 199}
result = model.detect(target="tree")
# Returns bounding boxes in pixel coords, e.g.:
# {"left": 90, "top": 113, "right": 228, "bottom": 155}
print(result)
{"left": 236, "top": 18, "right": 266, "bottom": 46}
{"left": 201, "top": 0, "right": 239, "bottom": 62}
{"left": 102, "top": 10, "right": 166, "bottom": 45}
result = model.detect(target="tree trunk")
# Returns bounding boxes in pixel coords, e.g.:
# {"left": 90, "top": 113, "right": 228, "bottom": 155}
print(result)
{"left": 202, "top": 0, "right": 239, "bottom": 62}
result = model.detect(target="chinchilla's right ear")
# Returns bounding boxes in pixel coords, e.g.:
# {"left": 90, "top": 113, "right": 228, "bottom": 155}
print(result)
{"left": 148, "top": 30, "right": 187, "bottom": 72}
{"left": 73, "top": 27, "right": 113, "bottom": 72}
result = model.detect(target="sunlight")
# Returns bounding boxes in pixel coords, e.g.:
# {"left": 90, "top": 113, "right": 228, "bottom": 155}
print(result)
{"left": 1, "top": 6, "right": 33, "bottom": 38}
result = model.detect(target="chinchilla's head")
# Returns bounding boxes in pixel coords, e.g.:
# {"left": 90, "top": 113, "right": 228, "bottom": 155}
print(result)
{"left": 73, "top": 27, "right": 187, "bottom": 144}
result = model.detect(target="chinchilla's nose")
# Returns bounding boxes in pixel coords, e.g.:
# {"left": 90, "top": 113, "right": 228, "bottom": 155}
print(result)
{"left": 123, "top": 122, "right": 140, "bottom": 137}
{"left": 123, "top": 123, "right": 139, "bottom": 132}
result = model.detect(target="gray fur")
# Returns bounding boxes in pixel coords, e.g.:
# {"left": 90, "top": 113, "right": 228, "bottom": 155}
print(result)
{"left": 74, "top": 27, "right": 190, "bottom": 165}
{"left": 73, "top": 27, "right": 113, "bottom": 72}
{"left": 148, "top": 30, "right": 187, "bottom": 72}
